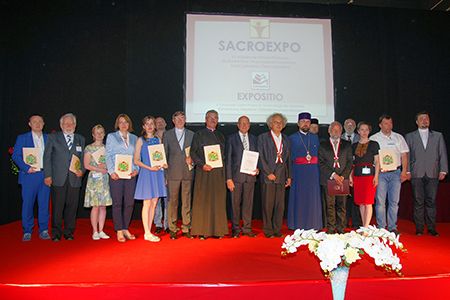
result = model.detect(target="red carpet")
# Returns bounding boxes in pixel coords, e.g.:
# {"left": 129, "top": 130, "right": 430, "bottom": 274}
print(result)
{"left": 1, "top": 219, "right": 450, "bottom": 299}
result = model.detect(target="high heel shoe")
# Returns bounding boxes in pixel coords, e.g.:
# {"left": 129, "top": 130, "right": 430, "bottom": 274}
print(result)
{"left": 123, "top": 230, "right": 136, "bottom": 240}
{"left": 117, "top": 231, "right": 126, "bottom": 243}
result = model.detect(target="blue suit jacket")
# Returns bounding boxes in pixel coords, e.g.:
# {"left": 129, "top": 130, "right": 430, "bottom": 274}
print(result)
{"left": 226, "top": 132, "right": 258, "bottom": 183}
{"left": 12, "top": 131, "right": 47, "bottom": 185}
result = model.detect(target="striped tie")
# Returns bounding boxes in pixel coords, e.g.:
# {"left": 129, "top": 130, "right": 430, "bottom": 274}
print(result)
{"left": 67, "top": 135, "right": 73, "bottom": 150}
{"left": 243, "top": 134, "right": 249, "bottom": 151}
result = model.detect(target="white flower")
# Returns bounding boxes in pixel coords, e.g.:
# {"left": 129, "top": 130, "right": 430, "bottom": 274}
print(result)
{"left": 344, "top": 247, "right": 361, "bottom": 264}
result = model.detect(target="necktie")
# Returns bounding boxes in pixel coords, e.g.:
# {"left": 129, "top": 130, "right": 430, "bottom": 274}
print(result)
{"left": 243, "top": 134, "right": 249, "bottom": 151}
{"left": 67, "top": 135, "right": 73, "bottom": 150}
{"left": 347, "top": 135, "right": 352, "bottom": 142}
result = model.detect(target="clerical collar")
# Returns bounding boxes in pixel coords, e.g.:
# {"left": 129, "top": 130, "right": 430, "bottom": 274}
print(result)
{"left": 299, "top": 130, "right": 308, "bottom": 135}
{"left": 207, "top": 127, "right": 216, "bottom": 132}
{"left": 175, "top": 127, "right": 184, "bottom": 133}
{"left": 418, "top": 128, "right": 429, "bottom": 133}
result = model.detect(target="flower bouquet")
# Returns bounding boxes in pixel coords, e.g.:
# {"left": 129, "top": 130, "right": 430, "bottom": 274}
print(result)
{"left": 281, "top": 226, "right": 406, "bottom": 299}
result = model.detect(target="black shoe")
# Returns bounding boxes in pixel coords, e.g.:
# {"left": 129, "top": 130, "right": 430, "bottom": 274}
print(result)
{"left": 242, "top": 232, "right": 257, "bottom": 238}
{"left": 232, "top": 231, "right": 240, "bottom": 238}
{"left": 165, "top": 228, "right": 170, "bottom": 234}
{"left": 264, "top": 233, "right": 274, "bottom": 238}
{"left": 416, "top": 231, "right": 423, "bottom": 236}
{"left": 155, "top": 227, "right": 163, "bottom": 234}
{"left": 64, "top": 234, "right": 74, "bottom": 241}
{"left": 273, "top": 233, "right": 283, "bottom": 238}
{"left": 169, "top": 231, "right": 177, "bottom": 240}
{"left": 390, "top": 229, "right": 400, "bottom": 236}
{"left": 52, "top": 235, "right": 61, "bottom": 242}
{"left": 182, "top": 232, "right": 194, "bottom": 239}
{"left": 199, "top": 235, "right": 207, "bottom": 240}
{"left": 428, "top": 230, "right": 439, "bottom": 237}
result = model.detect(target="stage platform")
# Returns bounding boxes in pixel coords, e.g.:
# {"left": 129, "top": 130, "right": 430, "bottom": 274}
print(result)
{"left": 1, "top": 219, "right": 450, "bottom": 299}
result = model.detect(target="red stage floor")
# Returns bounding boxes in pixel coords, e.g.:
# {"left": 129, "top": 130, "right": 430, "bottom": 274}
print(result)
{"left": 1, "top": 219, "right": 450, "bottom": 299}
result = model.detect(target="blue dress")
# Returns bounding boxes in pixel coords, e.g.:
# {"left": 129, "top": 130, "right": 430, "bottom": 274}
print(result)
{"left": 134, "top": 137, "right": 167, "bottom": 200}
{"left": 287, "top": 132, "right": 323, "bottom": 230}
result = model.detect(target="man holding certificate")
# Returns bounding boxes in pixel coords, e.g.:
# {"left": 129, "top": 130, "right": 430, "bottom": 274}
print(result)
{"left": 370, "top": 114, "right": 409, "bottom": 235}
{"left": 190, "top": 110, "right": 228, "bottom": 239}
{"left": 12, "top": 114, "right": 50, "bottom": 241}
{"left": 318, "top": 121, "right": 353, "bottom": 234}
{"left": 226, "top": 115, "right": 258, "bottom": 238}
{"left": 44, "top": 113, "right": 85, "bottom": 241}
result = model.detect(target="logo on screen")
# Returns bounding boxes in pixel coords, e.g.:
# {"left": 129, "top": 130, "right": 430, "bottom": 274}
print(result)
{"left": 252, "top": 72, "right": 269, "bottom": 90}
{"left": 250, "top": 19, "right": 270, "bottom": 39}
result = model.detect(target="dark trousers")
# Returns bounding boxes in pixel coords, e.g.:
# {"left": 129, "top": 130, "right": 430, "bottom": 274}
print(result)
{"left": 346, "top": 194, "right": 362, "bottom": 229}
{"left": 231, "top": 182, "right": 255, "bottom": 233}
{"left": 261, "top": 182, "right": 285, "bottom": 236}
{"left": 110, "top": 177, "right": 136, "bottom": 231}
{"left": 167, "top": 179, "right": 192, "bottom": 233}
{"left": 21, "top": 172, "right": 50, "bottom": 234}
{"left": 325, "top": 192, "right": 347, "bottom": 233}
{"left": 411, "top": 176, "right": 439, "bottom": 232}
{"left": 51, "top": 178, "right": 80, "bottom": 238}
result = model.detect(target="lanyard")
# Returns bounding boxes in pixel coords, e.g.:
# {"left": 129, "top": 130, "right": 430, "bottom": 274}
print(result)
{"left": 270, "top": 132, "right": 283, "bottom": 163}
{"left": 331, "top": 139, "right": 340, "bottom": 168}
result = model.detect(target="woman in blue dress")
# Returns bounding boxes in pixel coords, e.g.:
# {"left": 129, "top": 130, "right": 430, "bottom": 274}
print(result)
{"left": 134, "top": 116, "right": 167, "bottom": 242}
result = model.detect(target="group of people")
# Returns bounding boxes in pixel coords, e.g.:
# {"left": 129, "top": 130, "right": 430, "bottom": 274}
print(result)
{"left": 12, "top": 110, "right": 448, "bottom": 243}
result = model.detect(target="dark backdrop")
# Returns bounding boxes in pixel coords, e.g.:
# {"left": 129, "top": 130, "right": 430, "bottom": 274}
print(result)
{"left": 1, "top": 0, "right": 449, "bottom": 224}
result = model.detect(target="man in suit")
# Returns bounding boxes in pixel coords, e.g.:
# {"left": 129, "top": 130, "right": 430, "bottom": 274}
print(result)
{"left": 258, "top": 113, "right": 291, "bottom": 238}
{"left": 44, "top": 113, "right": 85, "bottom": 241}
{"left": 342, "top": 118, "right": 362, "bottom": 230}
{"left": 164, "top": 111, "right": 195, "bottom": 240}
{"left": 319, "top": 121, "right": 353, "bottom": 234}
{"left": 406, "top": 111, "right": 448, "bottom": 236}
{"left": 12, "top": 115, "right": 51, "bottom": 241}
{"left": 226, "top": 115, "right": 258, "bottom": 238}
{"left": 370, "top": 114, "right": 409, "bottom": 235}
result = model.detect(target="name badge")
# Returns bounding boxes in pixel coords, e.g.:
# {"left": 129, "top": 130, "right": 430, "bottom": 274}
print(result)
{"left": 92, "top": 172, "right": 102, "bottom": 179}
{"left": 362, "top": 167, "right": 371, "bottom": 175}
{"left": 76, "top": 146, "right": 82, "bottom": 152}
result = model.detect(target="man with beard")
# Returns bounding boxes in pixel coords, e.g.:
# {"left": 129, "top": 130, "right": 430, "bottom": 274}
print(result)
{"left": 406, "top": 111, "right": 447, "bottom": 236}
{"left": 44, "top": 113, "right": 85, "bottom": 241}
{"left": 319, "top": 121, "right": 353, "bottom": 234}
{"left": 287, "top": 112, "right": 322, "bottom": 230}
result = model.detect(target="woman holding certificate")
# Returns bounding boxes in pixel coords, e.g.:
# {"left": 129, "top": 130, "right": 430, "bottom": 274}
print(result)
{"left": 349, "top": 122, "right": 380, "bottom": 230}
{"left": 133, "top": 116, "right": 167, "bottom": 242}
{"left": 190, "top": 110, "right": 228, "bottom": 239}
{"left": 106, "top": 114, "right": 139, "bottom": 242}
{"left": 83, "top": 125, "right": 112, "bottom": 240}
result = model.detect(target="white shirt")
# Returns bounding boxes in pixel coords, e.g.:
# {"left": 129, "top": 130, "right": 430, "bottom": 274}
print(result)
{"left": 270, "top": 130, "right": 283, "bottom": 163}
{"left": 32, "top": 131, "right": 45, "bottom": 167}
{"left": 175, "top": 127, "right": 185, "bottom": 150}
{"left": 370, "top": 130, "right": 409, "bottom": 167}
{"left": 418, "top": 128, "right": 429, "bottom": 149}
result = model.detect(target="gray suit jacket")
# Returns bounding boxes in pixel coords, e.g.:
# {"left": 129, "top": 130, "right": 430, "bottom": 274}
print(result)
{"left": 44, "top": 131, "right": 85, "bottom": 187}
{"left": 405, "top": 129, "right": 448, "bottom": 178}
{"left": 163, "top": 128, "right": 194, "bottom": 181}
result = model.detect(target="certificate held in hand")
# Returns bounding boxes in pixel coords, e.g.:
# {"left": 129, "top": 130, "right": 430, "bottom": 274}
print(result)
{"left": 204, "top": 144, "right": 223, "bottom": 169}
{"left": 240, "top": 150, "right": 259, "bottom": 175}
{"left": 148, "top": 144, "right": 167, "bottom": 167}
{"left": 23, "top": 147, "right": 42, "bottom": 169}
{"left": 69, "top": 154, "right": 81, "bottom": 174}
{"left": 379, "top": 148, "right": 399, "bottom": 172}
{"left": 91, "top": 147, "right": 106, "bottom": 164}
{"left": 115, "top": 154, "right": 133, "bottom": 179}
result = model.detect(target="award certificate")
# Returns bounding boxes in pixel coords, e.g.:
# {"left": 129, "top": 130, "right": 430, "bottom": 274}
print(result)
{"left": 379, "top": 148, "right": 398, "bottom": 172}
{"left": 148, "top": 144, "right": 167, "bottom": 167}
{"left": 185, "top": 146, "right": 193, "bottom": 171}
{"left": 240, "top": 150, "right": 259, "bottom": 175}
{"left": 22, "top": 147, "right": 42, "bottom": 169}
{"left": 203, "top": 144, "right": 223, "bottom": 168}
{"left": 69, "top": 154, "right": 81, "bottom": 174}
{"left": 115, "top": 154, "right": 133, "bottom": 179}
{"left": 91, "top": 147, "right": 106, "bottom": 165}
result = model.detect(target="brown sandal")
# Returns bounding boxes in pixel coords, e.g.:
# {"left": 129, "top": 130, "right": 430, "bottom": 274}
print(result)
{"left": 117, "top": 231, "right": 126, "bottom": 243}
{"left": 123, "top": 231, "right": 136, "bottom": 240}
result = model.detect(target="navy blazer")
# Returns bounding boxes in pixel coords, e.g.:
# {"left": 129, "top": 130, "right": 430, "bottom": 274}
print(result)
{"left": 225, "top": 131, "right": 258, "bottom": 183}
{"left": 12, "top": 131, "right": 47, "bottom": 185}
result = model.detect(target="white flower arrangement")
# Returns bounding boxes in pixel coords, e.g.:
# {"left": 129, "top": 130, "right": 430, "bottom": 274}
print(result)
{"left": 281, "top": 225, "right": 406, "bottom": 277}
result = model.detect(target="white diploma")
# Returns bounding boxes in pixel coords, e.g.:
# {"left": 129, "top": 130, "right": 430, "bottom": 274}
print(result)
{"left": 69, "top": 154, "right": 81, "bottom": 174}
{"left": 114, "top": 154, "right": 133, "bottom": 179}
{"left": 203, "top": 144, "right": 223, "bottom": 169}
{"left": 148, "top": 144, "right": 167, "bottom": 167}
{"left": 240, "top": 150, "right": 259, "bottom": 175}
{"left": 91, "top": 147, "right": 106, "bottom": 165}
{"left": 379, "top": 148, "right": 399, "bottom": 172}
{"left": 185, "top": 146, "right": 193, "bottom": 171}
{"left": 22, "top": 147, "right": 42, "bottom": 169}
